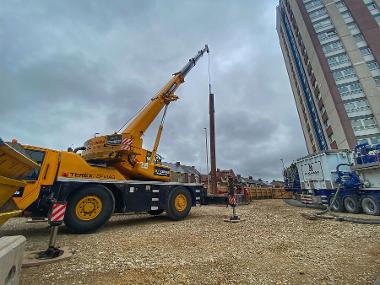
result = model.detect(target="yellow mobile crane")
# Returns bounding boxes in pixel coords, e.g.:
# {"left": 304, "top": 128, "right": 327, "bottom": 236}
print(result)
{"left": 0, "top": 45, "right": 209, "bottom": 233}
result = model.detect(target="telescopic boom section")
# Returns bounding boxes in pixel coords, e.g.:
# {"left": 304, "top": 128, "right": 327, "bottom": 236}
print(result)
{"left": 122, "top": 45, "right": 209, "bottom": 138}
{"left": 81, "top": 45, "right": 209, "bottom": 181}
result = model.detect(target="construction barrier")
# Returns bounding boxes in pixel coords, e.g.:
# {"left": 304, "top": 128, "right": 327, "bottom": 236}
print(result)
{"left": 211, "top": 185, "right": 292, "bottom": 203}
{"left": 245, "top": 187, "right": 293, "bottom": 201}
{"left": 0, "top": 235, "right": 26, "bottom": 285}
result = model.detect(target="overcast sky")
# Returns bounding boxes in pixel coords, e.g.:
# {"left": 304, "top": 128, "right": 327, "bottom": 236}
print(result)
{"left": 0, "top": 0, "right": 308, "bottom": 180}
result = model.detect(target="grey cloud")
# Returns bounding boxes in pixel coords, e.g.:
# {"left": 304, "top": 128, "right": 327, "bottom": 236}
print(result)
{"left": 0, "top": 0, "right": 307, "bottom": 180}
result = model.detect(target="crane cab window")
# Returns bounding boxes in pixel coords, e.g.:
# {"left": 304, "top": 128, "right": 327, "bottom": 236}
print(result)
{"left": 22, "top": 149, "right": 46, "bottom": 180}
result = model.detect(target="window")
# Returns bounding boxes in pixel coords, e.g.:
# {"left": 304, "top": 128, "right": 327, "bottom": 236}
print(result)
{"left": 313, "top": 18, "right": 332, "bottom": 30}
{"left": 333, "top": 67, "right": 356, "bottom": 80}
{"left": 318, "top": 29, "right": 337, "bottom": 41}
{"left": 351, "top": 116, "right": 377, "bottom": 131}
{"left": 357, "top": 138, "right": 369, "bottom": 145}
{"left": 344, "top": 99, "right": 369, "bottom": 113}
{"left": 21, "top": 149, "right": 46, "bottom": 180}
{"left": 327, "top": 53, "right": 349, "bottom": 67}
{"left": 370, "top": 136, "right": 380, "bottom": 144}
{"left": 309, "top": 7, "right": 328, "bottom": 20}
{"left": 328, "top": 133, "right": 335, "bottom": 143}
{"left": 375, "top": 14, "right": 380, "bottom": 24}
{"left": 347, "top": 22, "right": 359, "bottom": 33}
{"left": 368, "top": 3, "right": 378, "bottom": 11}
{"left": 359, "top": 136, "right": 380, "bottom": 145}
{"left": 353, "top": 33, "right": 365, "bottom": 43}
{"left": 363, "top": 117, "right": 376, "bottom": 128}
{"left": 338, "top": 81, "right": 363, "bottom": 96}
{"left": 305, "top": 0, "right": 322, "bottom": 11}
{"left": 335, "top": 1, "right": 346, "bottom": 9}
{"left": 351, "top": 119, "right": 363, "bottom": 131}
{"left": 360, "top": 47, "right": 372, "bottom": 56}
{"left": 341, "top": 11, "right": 353, "bottom": 22}
{"left": 367, "top": 61, "right": 380, "bottom": 71}
{"left": 322, "top": 40, "right": 343, "bottom": 54}
{"left": 374, "top": 76, "right": 380, "bottom": 86}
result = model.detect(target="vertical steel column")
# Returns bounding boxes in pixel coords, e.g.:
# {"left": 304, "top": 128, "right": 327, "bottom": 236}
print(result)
{"left": 209, "top": 92, "right": 217, "bottom": 195}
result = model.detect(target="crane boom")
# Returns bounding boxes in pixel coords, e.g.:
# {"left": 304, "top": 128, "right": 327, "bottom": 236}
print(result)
{"left": 81, "top": 45, "right": 209, "bottom": 181}
{"left": 122, "top": 45, "right": 209, "bottom": 138}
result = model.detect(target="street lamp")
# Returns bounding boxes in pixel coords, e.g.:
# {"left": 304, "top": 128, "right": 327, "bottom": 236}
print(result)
{"left": 280, "top": 158, "right": 285, "bottom": 170}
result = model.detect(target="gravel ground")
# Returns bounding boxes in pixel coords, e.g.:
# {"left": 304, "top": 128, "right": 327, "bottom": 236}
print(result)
{"left": 1, "top": 200, "right": 380, "bottom": 285}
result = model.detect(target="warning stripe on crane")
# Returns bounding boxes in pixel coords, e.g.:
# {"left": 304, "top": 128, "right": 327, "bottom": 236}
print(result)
{"left": 49, "top": 203, "right": 67, "bottom": 223}
{"left": 121, "top": 138, "right": 133, "bottom": 150}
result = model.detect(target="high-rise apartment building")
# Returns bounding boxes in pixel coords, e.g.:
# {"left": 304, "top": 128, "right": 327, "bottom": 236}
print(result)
{"left": 277, "top": 0, "right": 380, "bottom": 154}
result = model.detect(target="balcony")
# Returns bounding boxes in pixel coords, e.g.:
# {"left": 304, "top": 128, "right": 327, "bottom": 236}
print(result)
{"left": 306, "top": 4, "right": 324, "bottom": 14}
{"left": 323, "top": 48, "right": 345, "bottom": 58}
{"left": 329, "top": 61, "right": 351, "bottom": 71}
{"left": 346, "top": 109, "right": 373, "bottom": 118}
{"left": 355, "top": 40, "right": 368, "bottom": 49}
{"left": 341, "top": 92, "right": 366, "bottom": 101}
{"left": 354, "top": 127, "right": 380, "bottom": 137}
{"left": 319, "top": 34, "right": 340, "bottom": 45}
{"left": 371, "top": 69, "right": 380, "bottom": 77}
{"left": 362, "top": 54, "right": 375, "bottom": 62}
{"left": 310, "top": 14, "right": 329, "bottom": 24}
{"left": 370, "top": 9, "right": 380, "bottom": 16}
{"left": 334, "top": 75, "right": 359, "bottom": 85}
{"left": 314, "top": 23, "right": 334, "bottom": 33}
{"left": 349, "top": 27, "right": 361, "bottom": 35}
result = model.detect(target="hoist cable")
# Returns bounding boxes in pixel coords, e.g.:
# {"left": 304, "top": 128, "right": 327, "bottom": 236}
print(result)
{"left": 116, "top": 100, "right": 150, "bottom": 133}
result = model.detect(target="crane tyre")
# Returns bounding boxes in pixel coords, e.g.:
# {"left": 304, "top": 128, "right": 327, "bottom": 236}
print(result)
{"left": 166, "top": 187, "right": 192, "bottom": 220}
{"left": 64, "top": 184, "right": 115, "bottom": 233}
{"left": 148, "top": 209, "right": 164, "bottom": 216}
{"left": 362, "top": 196, "right": 380, "bottom": 216}
{"left": 343, "top": 195, "right": 362, "bottom": 214}
{"left": 329, "top": 196, "right": 344, "bottom": 212}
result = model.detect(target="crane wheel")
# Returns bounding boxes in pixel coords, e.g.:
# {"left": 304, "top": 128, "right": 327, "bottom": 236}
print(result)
{"left": 343, "top": 195, "right": 362, "bottom": 214}
{"left": 362, "top": 196, "right": 380, "bottom": 216}
{"left": 329, "top": 196, "right": 344, "bottom": 212}
{"left": 166, "top": 187, "right": 192, "bottom": 220}
{"left": 64, "top": 185, "right": 115, "bottom": 233}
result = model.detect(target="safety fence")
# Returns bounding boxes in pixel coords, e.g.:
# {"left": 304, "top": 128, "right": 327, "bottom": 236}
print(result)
{"left": 244, "top": 187, "right": 293, "bottom": 201}
{"left": 213, "top": 186, "right": 293, "bottom": 201}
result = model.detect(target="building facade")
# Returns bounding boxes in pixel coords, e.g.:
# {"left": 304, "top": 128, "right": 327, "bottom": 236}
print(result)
{"left": 277, "top": 0, "right": 380, "bottom": 153}
{"left": 162, "top": 162, "right": 201, "bottom": 183}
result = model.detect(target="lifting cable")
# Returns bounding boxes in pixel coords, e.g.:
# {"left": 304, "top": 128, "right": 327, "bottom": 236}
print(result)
{"left": 116, "top": 100, "right": 150, "bottom": 133}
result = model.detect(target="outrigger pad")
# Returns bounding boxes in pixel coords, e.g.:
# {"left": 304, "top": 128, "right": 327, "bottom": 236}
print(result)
{"left": 37, "top": 247, "right": 64, "bottom": 260}
{"left": 223, "top": 216, "right": 244, "bottom": 223}
{"left": 22, "top": 246, "right": 73, "bottom": 268}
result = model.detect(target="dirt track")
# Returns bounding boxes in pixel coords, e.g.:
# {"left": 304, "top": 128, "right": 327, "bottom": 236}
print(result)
{"left": 1, "top": 200, "right": 380, "bottom": 285}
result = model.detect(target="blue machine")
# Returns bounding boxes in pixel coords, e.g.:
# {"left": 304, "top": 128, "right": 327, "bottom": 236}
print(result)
{"left": 284, "top": 145, "right": 380, "bottom": 215}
